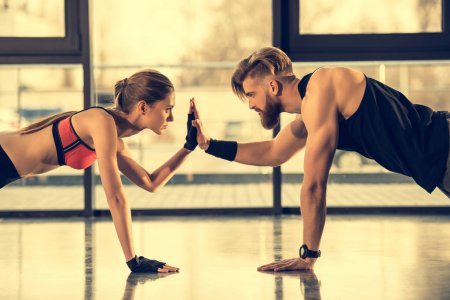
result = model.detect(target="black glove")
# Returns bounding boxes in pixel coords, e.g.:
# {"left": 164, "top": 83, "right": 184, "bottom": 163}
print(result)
{"left": 183, "top": 113, "right": 198, "bottom": 151}
{"left": 126, "top": 255, "right": 166, "bottom": 273}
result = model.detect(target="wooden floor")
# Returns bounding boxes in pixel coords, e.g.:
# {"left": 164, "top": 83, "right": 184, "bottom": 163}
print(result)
{"left": 1, "top": 215, "right": 450, "bottom": 299}
{"left": 0, "top": 183, "right": 447, "bottom": 210}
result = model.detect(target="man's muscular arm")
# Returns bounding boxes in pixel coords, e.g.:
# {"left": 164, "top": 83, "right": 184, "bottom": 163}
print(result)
{"left": 258, "top": 69, "right": 338, "bottom": 272}
{"left": 235, "top": 115, "right": 307, "bottom": 166}
{"left": 192, "top": 98, "right": 307, "bottom": 166}
{"left": 300, "top": 69, "right": 338, "bottom": 266}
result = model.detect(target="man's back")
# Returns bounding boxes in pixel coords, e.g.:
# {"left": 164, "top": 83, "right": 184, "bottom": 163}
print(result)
{"left": 299, "top": 68, "right": 449, "bottom": 193}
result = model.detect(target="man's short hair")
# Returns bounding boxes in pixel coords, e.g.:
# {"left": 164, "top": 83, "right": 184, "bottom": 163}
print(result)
{"left": 231, "top": 47, "right": 293, "bottom": 101}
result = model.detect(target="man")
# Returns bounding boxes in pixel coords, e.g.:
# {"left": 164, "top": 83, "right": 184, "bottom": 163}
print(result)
{"left": 191, "top": 47, "right": 450, "bottom": 271}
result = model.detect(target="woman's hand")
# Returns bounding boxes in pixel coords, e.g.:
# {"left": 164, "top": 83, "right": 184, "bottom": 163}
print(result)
{"left": 183, "top": 98, "right": 198, "bottom": 151}
{"left": 190, "top": 98, "right": 211, "bottom": 150}
{"left": 126, "top": 255, "right": 179, "bottom": 273}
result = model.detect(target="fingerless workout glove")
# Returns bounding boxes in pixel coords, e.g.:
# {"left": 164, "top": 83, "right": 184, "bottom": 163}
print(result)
{"left": 183, "top": 113, "right": 198, "bottom": 151}
{"left": 126, "top": 255, "right": 166, "bottom": 273}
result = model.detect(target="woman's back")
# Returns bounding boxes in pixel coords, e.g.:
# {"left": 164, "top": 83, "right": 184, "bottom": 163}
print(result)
{"left": 0, "top": 125, "right": 60, "bottom": 176}
{"left": 0, "top": 108, "right": 115, "bottom": 176}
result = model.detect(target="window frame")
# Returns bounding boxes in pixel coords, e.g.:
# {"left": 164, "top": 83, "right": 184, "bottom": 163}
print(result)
{"left": 0, "top": 0, "right": 80, "bottom": 56}
{"left": 274, "top": 0, "right": 450, "bottom": 61}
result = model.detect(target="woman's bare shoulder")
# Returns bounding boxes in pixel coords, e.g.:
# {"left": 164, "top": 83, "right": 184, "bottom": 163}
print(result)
{"left": 70, "top": 107, "right": 117, "bottom": 147}
{"left": 75, "top": 107, "right": 115, "bottom": 126}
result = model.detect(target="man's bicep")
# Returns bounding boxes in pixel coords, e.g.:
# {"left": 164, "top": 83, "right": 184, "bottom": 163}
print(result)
{"left": 271, "top": 117, "right": 307, "bottom": 161}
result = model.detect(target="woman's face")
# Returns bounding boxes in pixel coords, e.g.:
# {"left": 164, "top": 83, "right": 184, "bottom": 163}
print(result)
{"left": 145, "top": 93, "right": 175, "bottom": 135}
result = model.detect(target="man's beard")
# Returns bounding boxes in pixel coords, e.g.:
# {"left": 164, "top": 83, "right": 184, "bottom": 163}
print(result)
{"left": 260, "top": 95, "right": 282, "bottom": 129}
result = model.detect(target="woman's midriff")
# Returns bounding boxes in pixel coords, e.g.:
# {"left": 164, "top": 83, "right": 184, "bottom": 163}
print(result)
{"left": 0, "top": 126, "right": 60, "bottom": 176}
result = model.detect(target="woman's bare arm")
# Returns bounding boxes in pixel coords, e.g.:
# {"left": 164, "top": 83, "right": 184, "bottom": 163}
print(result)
{"left": 89, "top": 110, "right": 135, "bottom": 261}
{"left": 117, "top": 141, "right": 191, "bottom": 193}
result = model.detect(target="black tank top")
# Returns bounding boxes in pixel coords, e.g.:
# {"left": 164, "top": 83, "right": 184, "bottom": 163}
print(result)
{"left": 298, "top": 72, "right": 449, "bottom": 193}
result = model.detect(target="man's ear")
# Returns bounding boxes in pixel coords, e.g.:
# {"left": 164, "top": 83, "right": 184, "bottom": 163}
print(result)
{"left": 269, "top": 79, "right": 281, "bottom": 96}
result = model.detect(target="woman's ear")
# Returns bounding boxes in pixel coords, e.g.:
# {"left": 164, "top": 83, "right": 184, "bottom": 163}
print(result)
{"left": 137, "top": 100, "right": 148, "bottom": 114}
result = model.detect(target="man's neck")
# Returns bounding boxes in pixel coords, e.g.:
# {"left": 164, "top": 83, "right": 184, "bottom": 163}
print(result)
{"left": 279, "top": 77, "right": 302, "bottom": 114}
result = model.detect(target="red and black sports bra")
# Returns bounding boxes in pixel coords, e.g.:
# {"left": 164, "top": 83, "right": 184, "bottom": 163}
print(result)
{"left": 51, "top": 106, "right": 112, "bottom": 170}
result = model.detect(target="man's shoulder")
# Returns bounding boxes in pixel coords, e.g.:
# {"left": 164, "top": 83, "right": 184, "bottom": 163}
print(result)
{"left": 289, "top": 114, "right": 307, "bottom": 139}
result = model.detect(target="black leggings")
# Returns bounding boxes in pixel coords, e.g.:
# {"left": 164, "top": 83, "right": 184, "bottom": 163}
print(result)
{"left": 0, "top": 145, "right": 20, "bottom": 189}
{"left": 437, "top": 114, "right": 450, "bottom": 198}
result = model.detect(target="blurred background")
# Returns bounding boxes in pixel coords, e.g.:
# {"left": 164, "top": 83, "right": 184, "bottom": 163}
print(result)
{"left": 0, "top": 0, "right": 448, "bottom": 211}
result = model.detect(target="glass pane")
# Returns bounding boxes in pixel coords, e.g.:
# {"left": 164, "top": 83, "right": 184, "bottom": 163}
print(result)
{"left": 0, "top": 0, "right": 65, "bottom": 37}
{"left": 92, "top": 0, "right": 273, "bottom": 210}
{"left": 92, "top": 0, "right": 272, "bottom": 65}
{"left": 281, "top": 61, "right": 449, "bottom": 208}
{"left": 0, "top": 66, "right": 84, "bottom": 210}
{"left": 300, "top": 0, "right": 442, "bottom": 34}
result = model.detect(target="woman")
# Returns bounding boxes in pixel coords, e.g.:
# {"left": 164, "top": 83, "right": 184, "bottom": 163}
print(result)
{"left": 0, "top": 69, "right": 198, "bottom": 273}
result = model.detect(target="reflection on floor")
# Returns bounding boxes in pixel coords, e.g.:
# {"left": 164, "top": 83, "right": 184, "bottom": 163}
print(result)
{"left": 0, "top": 183, "right": 447, "bottom": 210}
{"left": 1, "top": 215, "right": 450, "bottom": 299}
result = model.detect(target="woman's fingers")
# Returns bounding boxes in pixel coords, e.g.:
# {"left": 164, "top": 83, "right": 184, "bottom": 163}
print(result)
{"left": 191, "top": 98, "right": 201, "bottom": 120}
{"left": 188, "top": 97, "right": 194, "bottom": 114}
{"left": 157, "top": 268, "right": 169, "bottom": 273}
{"left": 163, "top": 264, "right": 179, "bottom": 271}
{"left": 158, "top": 264, "right": 179, "bottom": 273}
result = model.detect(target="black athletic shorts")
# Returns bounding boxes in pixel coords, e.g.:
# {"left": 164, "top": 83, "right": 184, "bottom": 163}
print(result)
{"left": 0, "top": 145, "right": 21, "bottom": 189}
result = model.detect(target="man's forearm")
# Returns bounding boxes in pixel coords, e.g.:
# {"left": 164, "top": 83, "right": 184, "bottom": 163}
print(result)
{"left": 204, "top": 133, "right": 304, "bottom": 167}
{"left": 202, "top": 139, "right": 279, "bottom": 166}
{"left": 234, "top": 141, "right": 278, "bottom": 166}
{"left": 300, "top": 186, "right": 327, "bottom": 252}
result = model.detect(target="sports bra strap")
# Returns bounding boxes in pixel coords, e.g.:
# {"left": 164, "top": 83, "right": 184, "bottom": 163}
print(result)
{"left": 70, "top": 106, "right": 114, "bottom": 118}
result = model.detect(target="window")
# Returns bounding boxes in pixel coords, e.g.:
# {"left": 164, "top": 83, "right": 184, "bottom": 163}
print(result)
{"left": 0, "top": 0, "right": 65, "bottom": 37}
{"left": 300, "top": 0, "right": 441, "bottom": 34}
{"left": 274, "top": 0, "right": 450, "bottom": 61}
{"left": 0, "top": 0, "right": 80, "bottom": 56}
{"left": 281, "top": 61, "right": 449, "bottom": 208}
{"left": 92, "top": 0, "right": 274, "bottom": 210}
{"left": 0, "top": 65, "right": 85, "bottom": 211}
